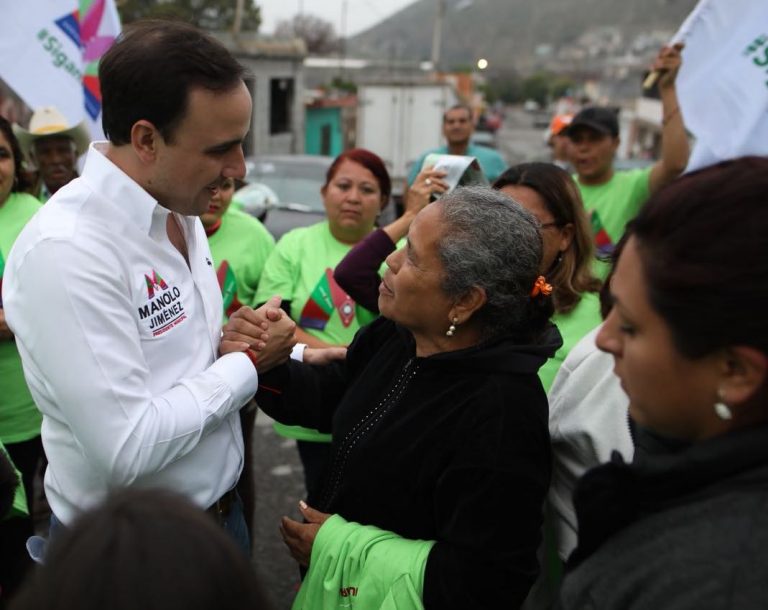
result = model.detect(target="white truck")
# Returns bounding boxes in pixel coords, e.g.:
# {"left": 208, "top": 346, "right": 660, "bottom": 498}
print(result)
{"left": 356, "top": 82, "right": 459, "bottom": 192}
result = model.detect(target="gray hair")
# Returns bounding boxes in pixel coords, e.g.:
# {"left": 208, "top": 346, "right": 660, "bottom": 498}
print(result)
{"left": 436, "top": 186, "right": 545, "bottom": 340}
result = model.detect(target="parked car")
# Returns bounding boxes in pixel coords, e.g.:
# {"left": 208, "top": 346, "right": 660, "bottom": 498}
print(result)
{"left": 239, "top": 153, "right": 397, "bottom": 240}
{"left": 241, "top": 154, "right": 334, "bottom": 239}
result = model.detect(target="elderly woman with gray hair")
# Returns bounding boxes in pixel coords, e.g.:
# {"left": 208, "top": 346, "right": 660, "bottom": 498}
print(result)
{"left": 246, "top": 186, "right": 561, "bottom": 609}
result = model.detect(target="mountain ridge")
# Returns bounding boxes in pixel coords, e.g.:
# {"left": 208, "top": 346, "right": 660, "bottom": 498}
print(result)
{"left": 348, "top": 0, "right": 698, "bottom": 72}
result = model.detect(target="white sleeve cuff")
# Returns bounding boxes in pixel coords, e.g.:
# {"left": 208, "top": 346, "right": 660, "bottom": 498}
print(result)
{"left": 291, "top": 343, "right": 307, "bottom": 362}
{"left": 210, "top": 352, "right": 259, "bottom": 406}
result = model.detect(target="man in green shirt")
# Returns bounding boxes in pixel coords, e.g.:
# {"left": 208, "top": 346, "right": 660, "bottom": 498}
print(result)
{"left": 566, "top": 44, "right": 690, "bottom": 259}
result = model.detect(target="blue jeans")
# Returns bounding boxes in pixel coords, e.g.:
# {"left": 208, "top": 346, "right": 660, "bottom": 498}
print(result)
{"left": 219, "top": 491, "right": 252, "bottom": 557}
{"left": 28, "top": 492, "right": 251, "bottom": 563}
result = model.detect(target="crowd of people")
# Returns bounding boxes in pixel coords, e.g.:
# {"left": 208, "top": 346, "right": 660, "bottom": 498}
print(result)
{"left": 0, "top": 17, "right": 766, "bottom": 610}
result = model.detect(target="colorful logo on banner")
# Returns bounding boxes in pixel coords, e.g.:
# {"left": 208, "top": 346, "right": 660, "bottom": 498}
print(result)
{"left": 590, "top": 209, "right": 614, "bottom": 259}
{"left": 53, "top": 0, "right": 117, "bottom": 120}
{"left": 299, "top": 268, "right": 356, "bottom": 331}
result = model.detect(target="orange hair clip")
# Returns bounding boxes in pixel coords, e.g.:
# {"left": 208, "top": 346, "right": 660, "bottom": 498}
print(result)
{"left": 531, "top": 276, "right": 553, "bottom": 298}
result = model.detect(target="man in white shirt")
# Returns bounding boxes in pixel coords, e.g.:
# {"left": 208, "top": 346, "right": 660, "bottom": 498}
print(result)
{"left": 3, "top": 20, "right": 295, "bottom": 555}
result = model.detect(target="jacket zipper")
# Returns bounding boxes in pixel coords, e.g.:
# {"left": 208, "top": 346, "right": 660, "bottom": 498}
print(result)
{"left": 320, "top": 357, "right": 419, "bottom": 511}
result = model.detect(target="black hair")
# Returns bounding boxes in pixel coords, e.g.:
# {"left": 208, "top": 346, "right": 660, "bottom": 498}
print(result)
{"left": 0, "top": 116, "right": 31, "bottom": 194}
{"left": 10, "top": 488, "right": 271, "bottom": 610}
{"left": 99, "top": 20, "right": 246, "bottom": 145}
{"left": 628, "top": 156, "right": 768, "bottom": 358}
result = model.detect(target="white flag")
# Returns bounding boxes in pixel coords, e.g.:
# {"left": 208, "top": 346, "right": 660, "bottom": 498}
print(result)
{"left": 673, "top": 0, "right": 768, "bottom": 171}
{"left": 0, "top": 0, "right": 121, "bottom": 140}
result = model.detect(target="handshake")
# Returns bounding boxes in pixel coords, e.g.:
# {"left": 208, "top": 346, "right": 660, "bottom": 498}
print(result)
{"left": 219, "top": 295, "right": 297, "bottom": 373}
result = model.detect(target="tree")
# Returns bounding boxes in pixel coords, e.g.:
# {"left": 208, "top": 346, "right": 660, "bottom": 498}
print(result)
{"left": 274, "top": 14, "right": 341, "bottom": 55}
{"left": 117, "top": 0, "right": 261, "bottom": 32}
{"left": 519, "top": 71, "right": 576, "bottom": 107}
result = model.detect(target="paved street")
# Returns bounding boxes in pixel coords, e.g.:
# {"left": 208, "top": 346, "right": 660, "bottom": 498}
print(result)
{"left": 496, "top": 105, "right": 552, "bottom": 167}
{"left": 250, "top": 411, "right": 306, "bottom": 609}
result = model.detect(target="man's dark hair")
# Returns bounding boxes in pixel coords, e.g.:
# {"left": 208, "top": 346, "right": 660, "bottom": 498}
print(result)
{"left": 443, "top": 103, "right": 473, "bottom": 123}
{"left": 99, "top": 20, "right": 246, "bottom": 145}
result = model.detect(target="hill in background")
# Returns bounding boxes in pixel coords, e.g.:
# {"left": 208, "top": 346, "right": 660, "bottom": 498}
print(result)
{"left": 349, "top": 0, "right": 698, "bottom": 73}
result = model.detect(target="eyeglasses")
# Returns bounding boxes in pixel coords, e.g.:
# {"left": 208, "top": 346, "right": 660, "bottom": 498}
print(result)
{"left": 539, "top": 221, "right": 561, "bottom": 230}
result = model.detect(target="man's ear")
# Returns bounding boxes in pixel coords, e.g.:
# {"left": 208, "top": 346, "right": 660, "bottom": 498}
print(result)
{"left": 720, "top": 346, "right": 768, "bottom": 407}
{"left": 131, "top": 120, "right": 161, "bottom": 165}
{"left": 451, "top": 286, "right": 487, "bottom": 326}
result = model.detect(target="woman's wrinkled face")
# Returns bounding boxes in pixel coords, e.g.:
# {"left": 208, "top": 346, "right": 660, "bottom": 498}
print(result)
{"left": 322, "top": 159, "right": 383, "bottom": 243}
{"left": 596, "top": 237, "right": 724, "bottom": 440}
{"left": 378, "top": 204, "right": 454, "bottom": 336}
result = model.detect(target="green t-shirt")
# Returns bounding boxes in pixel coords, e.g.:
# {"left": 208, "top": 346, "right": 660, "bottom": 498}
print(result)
{"left": 1, "top": 441, "right": 29, "bottom": 519}
{"left": 206, "top": 208, "right": 275, "bottom": 321}
{"left": 294, "top": 514, "right": 434, "bottom": 610}
{"left": 0, "top": 192, "right": 43, "bottom": 443}
{"left": 539, "top": 291, "right": 603, "bottom": 393}
{"left": 255, "top": 221, "right": 378, "bottom": 442}
{"left": 255, "top": 221, "right": 378, "bottom": 346}
{"left": 576, "top": 167, "right": 652, "bottom": 261}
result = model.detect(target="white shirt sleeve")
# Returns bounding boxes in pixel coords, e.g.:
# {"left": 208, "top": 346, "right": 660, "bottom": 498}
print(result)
{"left": 6, "top": 239, "right": 258, "bottom": 485}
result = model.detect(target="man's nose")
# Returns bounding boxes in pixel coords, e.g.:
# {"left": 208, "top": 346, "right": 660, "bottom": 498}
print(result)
{"left": 223, "top": 146, "right": 246, "bottom": 179}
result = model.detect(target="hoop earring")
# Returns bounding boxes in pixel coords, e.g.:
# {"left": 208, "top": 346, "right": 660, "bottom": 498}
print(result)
{"left": 446, "top": 317, "right": 458, "bottom": 337}
{"left": 714, "top": 389, "right": 732, "bottom": 421}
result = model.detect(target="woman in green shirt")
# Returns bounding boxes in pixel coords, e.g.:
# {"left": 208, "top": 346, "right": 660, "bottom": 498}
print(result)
{"left": 0, "top": 116, "right": 40, "bottom": 602}
{"left": 255, "top": 148, "right": 391, "bottom": 504}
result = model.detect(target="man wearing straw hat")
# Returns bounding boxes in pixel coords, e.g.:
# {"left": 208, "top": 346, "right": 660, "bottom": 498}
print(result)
{"left": 13, "top": 106, "right": 90, "bottom": 201}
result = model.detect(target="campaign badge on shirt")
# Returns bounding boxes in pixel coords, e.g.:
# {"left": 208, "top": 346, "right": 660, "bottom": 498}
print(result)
{"left": 136, "top": 269, "right": 188, "bottom": 337}
{"left": 590, "top": 210, "right": 614, "bottom": 260}
{"left": 299, "top": 268, "right": 356, "bottom": 330}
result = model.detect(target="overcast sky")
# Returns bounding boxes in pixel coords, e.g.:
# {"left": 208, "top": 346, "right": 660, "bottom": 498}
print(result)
{"left": 257, "top": 0, "right": 416, "bottom": 37}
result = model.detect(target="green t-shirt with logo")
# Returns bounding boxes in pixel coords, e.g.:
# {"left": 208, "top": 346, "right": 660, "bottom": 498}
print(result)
{"left": 255, "top": 221, "right": 378, "bottom": 442}
{"left": 206, "top": 208, "right": 275, "bottom": 321}
{"left": 0, "top": 192, "right": 43, "bottom": 443}
{"left": 576, "top": 167, "right": 652, "bottom": 269}
{"left": 539, "top": 291, "right": 603, "bottom": 393}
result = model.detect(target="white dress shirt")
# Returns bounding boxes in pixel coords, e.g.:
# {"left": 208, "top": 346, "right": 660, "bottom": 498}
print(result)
{"left": 547, "top": 325, "right": 633, "bottom": 560}
{"left": 4, "top": 143, "right": 259, "bottom": 524}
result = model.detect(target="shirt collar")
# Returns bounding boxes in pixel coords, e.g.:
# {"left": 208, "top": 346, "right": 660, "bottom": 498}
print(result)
{"left": 80, "top": 142, "right": 160, "bottom": 235}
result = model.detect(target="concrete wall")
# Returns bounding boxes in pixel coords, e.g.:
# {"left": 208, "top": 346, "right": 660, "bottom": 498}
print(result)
{"left": 236, "top": 56, "right": 306, "bottom": 156}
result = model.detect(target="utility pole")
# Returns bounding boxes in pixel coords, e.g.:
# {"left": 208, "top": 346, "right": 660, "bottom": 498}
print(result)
{"left": 431, "top": 0, "right": 445, "bottom": 74}
{"left": 233, "top": 0, "right": 244, "bottom": 36}
{"left": 340, "top": 0, "right": 348, "bottom": 82}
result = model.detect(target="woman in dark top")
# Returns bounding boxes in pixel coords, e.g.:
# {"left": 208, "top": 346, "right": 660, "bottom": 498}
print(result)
{"left": 249, "top": 187, "right": 561, "bottom": 609}
{"left": 558, "top": 157, "right": 768, "bottom": 609}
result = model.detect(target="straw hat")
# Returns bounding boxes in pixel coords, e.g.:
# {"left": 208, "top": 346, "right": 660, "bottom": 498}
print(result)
{"left": 13, "top": 106, "right": 90, "bottom": 158}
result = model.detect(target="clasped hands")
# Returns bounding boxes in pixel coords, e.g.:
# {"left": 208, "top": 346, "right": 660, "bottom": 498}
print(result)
{"left": 220, "top": 295, "right": 296, "bottom": 372}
